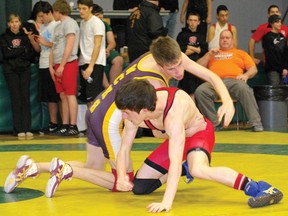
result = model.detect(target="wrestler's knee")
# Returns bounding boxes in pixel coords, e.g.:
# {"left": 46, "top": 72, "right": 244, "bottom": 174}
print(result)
{"left": 132, "top": 177, "right": 162, "bottom": 195}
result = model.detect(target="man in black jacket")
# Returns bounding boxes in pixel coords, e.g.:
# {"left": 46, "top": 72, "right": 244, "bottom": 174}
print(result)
{"left": 127, "top": 0, "right": 168, "bottom": 62}
{"left": 110, "top": 0, "right": 142, "bottom": 52}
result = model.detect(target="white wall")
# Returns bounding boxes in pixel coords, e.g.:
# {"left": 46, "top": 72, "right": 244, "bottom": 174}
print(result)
{"left": 32, "top": 0, "right": 287, "bottom": 51}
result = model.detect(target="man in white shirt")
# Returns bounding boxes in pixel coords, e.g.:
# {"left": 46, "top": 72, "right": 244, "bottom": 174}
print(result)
{"left": 207, "top": 5, "right": 237, "bottom": 50}
{"left": 78, "top": 0, "right": 106, "bottom": 105}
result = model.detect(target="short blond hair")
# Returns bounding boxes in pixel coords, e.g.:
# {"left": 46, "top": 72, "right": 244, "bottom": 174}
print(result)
{"left": 150, "top": 36, "right": 181, "bottom": 66}
{"left": 8, "top": 13, "right": 21, "bottom": 23}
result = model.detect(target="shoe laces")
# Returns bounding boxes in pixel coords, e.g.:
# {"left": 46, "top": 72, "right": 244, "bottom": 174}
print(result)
{"left": 16, "top": 161, "right": 37, "bottom": 182}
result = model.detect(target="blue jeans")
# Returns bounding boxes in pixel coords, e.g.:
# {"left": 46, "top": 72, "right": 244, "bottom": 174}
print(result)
{"left": 162, "top": 12, "right": 178, "bottom": 39}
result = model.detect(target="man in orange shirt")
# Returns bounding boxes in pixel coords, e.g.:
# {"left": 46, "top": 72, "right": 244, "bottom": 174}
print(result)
{"left": 196, "top": 29, "right": 263, "bottom": 132}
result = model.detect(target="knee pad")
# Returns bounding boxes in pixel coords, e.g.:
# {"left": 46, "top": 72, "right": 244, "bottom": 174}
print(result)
{"left": 132, "top": 178, "right": 162, "bottom": 195}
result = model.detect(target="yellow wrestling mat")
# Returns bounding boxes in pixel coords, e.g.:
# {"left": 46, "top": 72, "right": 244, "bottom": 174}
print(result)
{"left": 0, "top": 130, "right": 287, "bottom": 216}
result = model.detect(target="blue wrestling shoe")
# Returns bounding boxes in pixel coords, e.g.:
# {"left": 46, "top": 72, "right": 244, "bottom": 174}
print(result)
{"left": 182, "top": 161, "right": 194, "bottom": 183}
{"left": 244, "top": 180, "right": 283, "bottom": 208}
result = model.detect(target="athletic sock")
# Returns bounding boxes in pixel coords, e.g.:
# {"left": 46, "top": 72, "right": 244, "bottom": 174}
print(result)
{"left": 233, "top": 173, "right": 250, "bottom": 191}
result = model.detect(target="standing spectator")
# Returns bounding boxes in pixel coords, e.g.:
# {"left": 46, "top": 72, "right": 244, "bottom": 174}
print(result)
{"left": 77, "top": 0, "right": 106, "bottom": 105}
{"left": 50, "top": 0, "right": 80, "bottom": 136}
{"left": 248, "top": 5, "right": 288, "bottom": 64}
{"left": 159, "top": 0, "right": 179, "bottom": 39}
{"left": 262, "top": 15, "right": 288, "bottom": 85}
{"left": 127, "top": 0, "right": 168, "bottom": 62}
{"left": 37, "top": 1, "right": 60, "bottom": 134}
{"left": 22, "top": 1, "right": 45, "bottom": 64}
{"left": 111, "top": 0, "right": 142, "bottom": 52}
{"left": 0, "top": 14, "right": 39, "bottom": 137}
{"left": 196, "top": 30, "right": 263, "bottom": 132}
{"left": 180, "top": 0, "right": 212, "bottom": 39}
{"left": 208, "top": 5, "right": 237, "bottom": 50}
{"left": 177, "top": 12, "right": 208, "bottom": 99}
{"left": 92, "top": 4, "right": 124, "bottom": 88}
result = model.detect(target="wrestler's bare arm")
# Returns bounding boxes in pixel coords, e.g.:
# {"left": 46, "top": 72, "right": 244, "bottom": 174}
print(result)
{"left": 147, "top": 94, "right": 188, "bottom": 213}
{"left": 116, "top": 120, "right": 137, "bottom": 191}
{"left": 182, "top": 53, "right": 235, "bottom": 127}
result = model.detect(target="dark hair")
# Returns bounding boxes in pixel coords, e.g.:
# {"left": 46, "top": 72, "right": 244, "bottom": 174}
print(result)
{"left": 115, "top": 80, "right": 157, "bottom": 113}
{"left": 92, "top": 4, "right": 103, "bottom": 14}
{"left": 40, "top": 1, "right": 53, "bottom": 14}
{"left": 187, "top": 12, "right": 200, "bottom": 20}
{"left": 216, "top": 5, "right": 228, "bottom": 15}
{"left": 77, "top": 0, "right": 94, "bottom": 7}
{"left": 30, "top": 1, "right": 46, "bottom": 20}
{"left": 268, "top": 5, "right": 279, "bottom": 13}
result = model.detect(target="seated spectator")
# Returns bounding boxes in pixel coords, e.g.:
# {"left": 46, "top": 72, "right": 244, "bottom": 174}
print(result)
{"left": 92, "top": 4, "right": 124, "bottom": 88}
{"left": 208, "top": 5, "right": 237, "bottom": 50}
{"left": 248, "top": 4, "right": 288, "bottom": 64}
{"left": 180, "top": 0, "right": 212, "bottom": 39}
{"left": 262, "top": 15, "right": 288, "bottom": 85}
{"left": 195, "top": 29, "right": 263, "bottom": 132}
{"left": 176, "top": 12, "right": 208, "bottom": 99}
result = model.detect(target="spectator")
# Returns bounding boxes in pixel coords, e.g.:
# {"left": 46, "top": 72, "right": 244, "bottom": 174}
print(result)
{"left": 208, "top": 5, "right": 237, "bottom": 50}
{"left": 22, "top": 1, "right": 43, "bottom": 63}
{"left": 0, "top": 14, "right": 40, "bottom": 137}
{"left": 49, "top": 0, "right": 80, "bottom": 136}
{"left": 262, "top": 15, "right": 288, "bottom": 85}
{"left": 92, "top": 4, "right": 124, "bottom": 88}
{"left": 177, "top": 12, "right": 208, "bottom": 99}
{"left": 196, "top": 30, "right": 264, "bottom": 132}
{"left": 77, "top": 0, "right": 106, "bottom": 105}
{"left": 159, "top": 0, "right": 179, "bottom": 39}
{"left": 110, "top": 0, "right": 142, "bottom": 52}
{"left": 37, "top": 1, "right": 60, "bottom": 134}
{"left": 180, "top": 0, "right": 212, "bottom": 39}
{"left": 248, "top": 5, "right": 288, "bottom": 64}
{"left": 126, "top": 0, "right": 168, "bottom": 62}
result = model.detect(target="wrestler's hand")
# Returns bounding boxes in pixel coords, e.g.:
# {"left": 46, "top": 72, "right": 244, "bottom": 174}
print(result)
{"left": 147, "top": 202, "right": 171, "bottom": 213}
{"left": 217, "top": 98, "right": 235, "bottom": 128}
{"left": 116, "top": 174, "right": 133, "bottom": 192}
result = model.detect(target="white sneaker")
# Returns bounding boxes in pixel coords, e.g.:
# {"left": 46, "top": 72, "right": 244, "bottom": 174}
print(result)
{"left": 4, "top": 155, "right": 38, "bottom": 193}
{"left": 46, "top": 158, "right": 73, "bottom": 198}
{"left": 17, "top": 132, "right": 26, "bottom": 137}
{"left": 26, "top": 132, "right": 34, "bottom": 137}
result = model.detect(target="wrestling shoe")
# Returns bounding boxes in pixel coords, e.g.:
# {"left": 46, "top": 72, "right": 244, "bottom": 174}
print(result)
{"left": 182, "top": 161, "right": 194, "bottom": 183}
{"left": 245, "top": 180, "right": 283, "bottom": 208}
{"left": 4, "top": 155, "right": 38, "bottom": 193}
{"left": 46, "top": 158, "right": 73, "bottom": 198}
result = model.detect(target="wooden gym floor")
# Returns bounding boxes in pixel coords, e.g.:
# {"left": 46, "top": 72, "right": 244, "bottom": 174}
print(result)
{"left": 0, "top": 128, "right": 287, "bottom": 216}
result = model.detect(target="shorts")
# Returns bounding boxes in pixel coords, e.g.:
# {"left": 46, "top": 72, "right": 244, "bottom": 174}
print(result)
{"left": 54, "top": 60, "right": 78, "bottom": 95}
{"left": 145, "top": 119, "right": 215, "bottom": 174}
{"left": 78, "top": 64, "right": 104, "bottom": 102}
{"left": 107, "top": 50, "right": 120, "bottom": 65}
{"left": 86, "top": 103, "right": 123, "bottom": 161}
{"left": 38, "top": 68, "right": 59, "bottom": 103}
